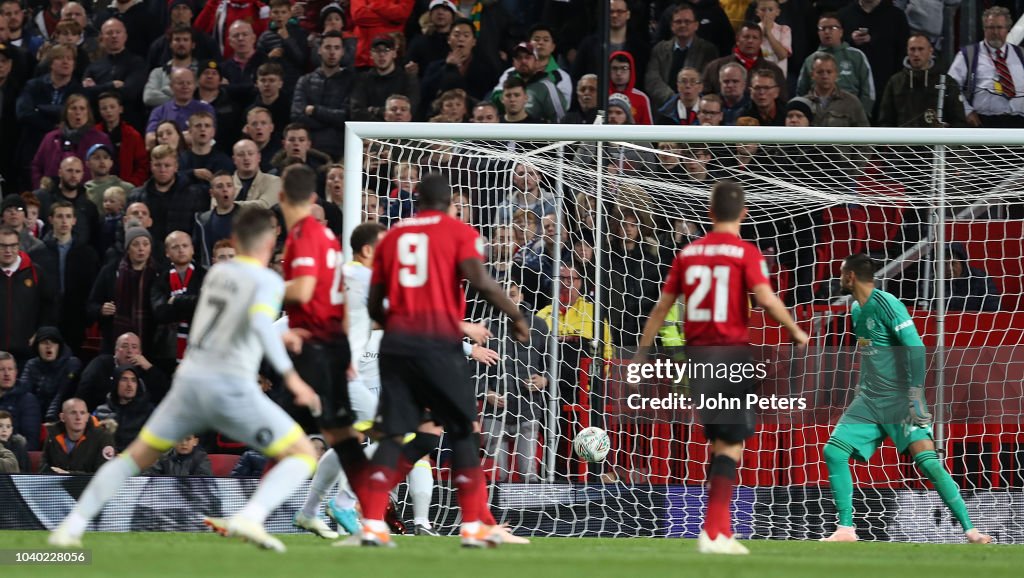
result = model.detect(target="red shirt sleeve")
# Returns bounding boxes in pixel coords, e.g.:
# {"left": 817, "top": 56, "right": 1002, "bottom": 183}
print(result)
{"left": 287, "top": 230, "right": 320, "bottom": 278}
{"left": 743, "top": 245, "right": 770, "bottom": 290}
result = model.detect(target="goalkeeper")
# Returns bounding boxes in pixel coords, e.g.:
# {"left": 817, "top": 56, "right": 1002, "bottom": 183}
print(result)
{"left": 821, "top": 254, "right": 991, "bottom": 544}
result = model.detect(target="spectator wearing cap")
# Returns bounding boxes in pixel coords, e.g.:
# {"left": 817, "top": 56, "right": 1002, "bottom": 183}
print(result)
{"left": 84, "top": 144, "right": 133, "bottom": 217}
{"left": 82, "top": 19, "right": 147, "bottom": 130}
{"left": 292, "top": 30, "right": 354, "bottom": 160}
{"left": 95, "top": 92, "right": 148, "bottom": 186}
{"left": 489, "top": 40, "right": 567, "bottom": 123}
{"left": 257, "top": 0, "right": 309, "bottom": 89}
{"left": 1, "top": 195, "right": 43, "bottom": 253}
{"left": 349, "top": 0, "right": 414, "bottom": 69}
{"left": 0, "top": 226, "right": 57, "bottom": 367}
{"left": 143, "top": 23, "right": 201, "bottom": 108}
{"left": 195, "top": 60, "right": 241, "bottom": 156}
{"left": 350, "top": 35, "right": 420, "bottom": 121}
{"left": 35, "top": 156, "right": 101, "bottom": 248}
{"left": 147, "top": 0, "right": 219, "bottom": 70}
{"left": 309, "top": 2, "right": 357, "bottom": 72}
{"left": 421, "top": 18, "right": 503, "bottom": 114}
{"left": 406, "top": 0, "right": 457, "bottom": 77}
{"left": 28, "top": 200, "right": 98, "bottom": 353}
{"left": 784, "top": 96, "right": 814, "bottom": 126}
{"left": 30, "top": 94, "right": 113, "bottom": 189}
{"left": 144, "top": 68, "right": 214, "bottom": 149}
{"left": 195, "top": 0, "right": 269, "bottom": 60}
{"left": 87, "top": 226, "right": 159, "bottom": 353}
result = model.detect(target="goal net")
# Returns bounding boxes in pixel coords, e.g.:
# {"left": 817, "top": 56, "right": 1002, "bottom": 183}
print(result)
{"left": 345, "top": 124, "right": 1024, "bottom": 543}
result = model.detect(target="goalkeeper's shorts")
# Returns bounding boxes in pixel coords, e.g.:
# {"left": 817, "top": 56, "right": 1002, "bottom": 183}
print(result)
{"left": 831, "top": 416, "right": 934, "bottom": 461}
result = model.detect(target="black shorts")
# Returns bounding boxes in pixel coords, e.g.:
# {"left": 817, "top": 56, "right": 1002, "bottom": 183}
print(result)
{"left": 290, "top": 336, "right": 354, "bottom": 431}
{"left": 375, "top": 337, "right": 474, "bottom": 438}
{"left": 686, "top": 345, "right": 757, "bottom": 444}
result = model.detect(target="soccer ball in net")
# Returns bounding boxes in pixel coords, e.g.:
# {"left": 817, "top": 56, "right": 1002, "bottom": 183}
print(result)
{"left": 573, "top": 427, "right": 611, "bottom": 463}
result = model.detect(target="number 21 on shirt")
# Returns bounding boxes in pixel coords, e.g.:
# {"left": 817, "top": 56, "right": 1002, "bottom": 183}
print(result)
{"left": 686, "top": 265, "right": 729, "bottom": 322}
{"left": 398, "top": 233, "right": 428, "bottom": 288}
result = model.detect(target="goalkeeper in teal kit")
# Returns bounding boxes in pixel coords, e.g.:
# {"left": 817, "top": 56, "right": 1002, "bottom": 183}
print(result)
{"left": 821, "top": 254, "right": 991, "bottom": 544}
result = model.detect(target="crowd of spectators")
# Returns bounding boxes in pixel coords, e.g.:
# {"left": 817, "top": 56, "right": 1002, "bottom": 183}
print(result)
{"left": 0, "top": 0, "right": 1012, "bottom": 479}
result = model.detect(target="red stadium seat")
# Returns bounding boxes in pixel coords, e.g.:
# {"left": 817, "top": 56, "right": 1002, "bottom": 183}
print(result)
{"left": 28, "top": 451, "right": 41, "bottom": 473}
{"left": 813, "top": 206, "right": 867, "bottom": 296}
{"left": 208, "top": 454, "right": 241, "bottom": 477}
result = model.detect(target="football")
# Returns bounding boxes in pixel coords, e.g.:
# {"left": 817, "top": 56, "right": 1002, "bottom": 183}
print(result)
{"left": 573, "top": 426, "right": 611, "bottom": 463}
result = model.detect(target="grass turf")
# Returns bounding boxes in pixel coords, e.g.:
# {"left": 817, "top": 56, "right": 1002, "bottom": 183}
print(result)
{"left": 1, "top": 531, "right": 1022, "bottom": 578}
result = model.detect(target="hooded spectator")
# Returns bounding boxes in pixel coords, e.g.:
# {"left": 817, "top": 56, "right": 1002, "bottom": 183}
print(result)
{"left": 15, "top": 326, "right": 82, "bottom": 422}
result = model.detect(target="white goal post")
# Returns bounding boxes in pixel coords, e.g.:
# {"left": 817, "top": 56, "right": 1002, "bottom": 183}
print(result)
{"left": 342, "top": 122, "right": 1024, "bottom": 542}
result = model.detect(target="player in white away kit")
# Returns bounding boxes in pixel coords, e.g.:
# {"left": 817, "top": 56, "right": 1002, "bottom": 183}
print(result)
{"left": 294, "top": 222, "right": 438, "bottom": 537}
{"left": 49, "top": 208, "right": 322, "bottom": 552}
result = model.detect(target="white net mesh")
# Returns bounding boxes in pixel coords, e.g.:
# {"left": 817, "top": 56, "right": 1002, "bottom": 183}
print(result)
{"left": 358, "top": 131, "right": 1024, "bottom": 542}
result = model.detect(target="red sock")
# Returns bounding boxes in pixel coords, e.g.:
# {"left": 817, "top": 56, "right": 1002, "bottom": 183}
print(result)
{"left": 394, "top": 454, "right": 416, "bottom": 481}
{"left": 453, "top": 467, "right": 483, "bottom": 523}
{"left": 476, "top": 474, "right": 496, "bottom": 525}
{"left": 704, "top": 472, "right": 735, "bottom": 539}
{"left": 362, "top": 464, "right": 396, "bottom": 521}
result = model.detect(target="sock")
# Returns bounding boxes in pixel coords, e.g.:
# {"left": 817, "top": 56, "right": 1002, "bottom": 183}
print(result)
{"left": 363, "top": 437, "right": 402, "bottom": 521}
{"left": 300, "top": 449, "right": 342, "bottom": 518}
{"left": 476, "top": 471, "right": 497, "bottom": 525}
{"left": 451, "top": 433, "right": 483, "bottom": 523}
{"left": 823, "top": 440, "right": 855, "bottom": 527}
{"left": 334, "top": 437, "right": 369, "bottom": 507}
{"left": 408, "top": 459, "right": 433, "bottom": 527}
{"left": 703, "top": 454, "right": 737, "bottom": 540}
{"left": 65, "top": 454, "right": 140, "bottom": 536}
{"left": 238, "top": 454, "right": 316, "bottom": 524}
{"left": 915, "top": 450, "right": 974, "bottom": 531}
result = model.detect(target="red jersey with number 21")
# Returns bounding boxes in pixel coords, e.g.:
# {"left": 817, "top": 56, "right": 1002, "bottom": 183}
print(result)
{"left": 371, "top": 210, "right": 483, "bottom": 342}
{"left": 283, "top": 215, "right": 345, "bottom": 342}
{"left": 663, "top": 231, "right": 769, "bottom": 346}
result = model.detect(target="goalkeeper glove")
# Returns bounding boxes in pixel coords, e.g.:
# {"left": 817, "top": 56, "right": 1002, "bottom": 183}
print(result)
{"left": 907, "top": 386, "right": 932, "bottom": 426}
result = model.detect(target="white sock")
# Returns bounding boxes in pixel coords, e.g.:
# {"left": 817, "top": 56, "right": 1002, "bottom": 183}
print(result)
{"left": 64, "top": 455, "right": 140, "bottom": 537}
{"left": 409, "top": 459, "right": 433, "bottom": 527}
{"left": 300, "top": 449, "right": 341, "bottom": 518}
{"left": 238, "top": 455, "right": 314, "bottom": 524}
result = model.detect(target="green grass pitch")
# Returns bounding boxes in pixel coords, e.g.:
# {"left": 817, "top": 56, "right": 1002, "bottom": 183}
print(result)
{"left": 1, "top": 531, "right": 1022, "bottom": 578}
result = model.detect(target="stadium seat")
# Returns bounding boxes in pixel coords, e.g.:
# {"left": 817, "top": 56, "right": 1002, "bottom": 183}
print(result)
{"left": 813, "top": 206, "right": 868, "bottom": 297}
{"left": 856, "top": 171, "right": 906, "bottom": 254}
{"left": 28, "top": 451, "right": 41, "bottom": 474}
{"left": 208, "top": 454, "right": 241, "bottom": 477}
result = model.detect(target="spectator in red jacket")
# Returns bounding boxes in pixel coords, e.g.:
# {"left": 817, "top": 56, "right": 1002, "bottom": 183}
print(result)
{"left": 349, "top": 0, "right": 414, "bottom": 68}
{"left": 96, "top": 92, "right": 148, "bottom": 186}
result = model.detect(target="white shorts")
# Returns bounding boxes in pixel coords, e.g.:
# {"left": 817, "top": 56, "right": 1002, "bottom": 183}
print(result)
{"left": 140, "top": 369, "right": 303, "bottom": 457}
{"left": 348, "top": 377, "right": 380, "bottom": 424}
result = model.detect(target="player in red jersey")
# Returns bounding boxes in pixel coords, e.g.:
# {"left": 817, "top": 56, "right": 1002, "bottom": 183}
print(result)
{"left": 363, "top": 173, "right": 529, "bottom": 548}
{"left": 278, "top": 164, "right": 372, "bottom": 510}
{"left": 637, "top": 180, "right": 808, "bottom": 555}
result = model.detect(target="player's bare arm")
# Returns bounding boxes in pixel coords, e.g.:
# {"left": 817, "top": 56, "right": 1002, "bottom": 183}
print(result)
{"left": 461, "top": 321, "right": 492, "bottom": 344}
{"left": 457, "top": 257, "right": 529, "bottom": 342}
{"left": 635, "top": 290, "right": 680, "bottom": 363}
{"left": 284, "top": 275, "right": 318, "bottom": 305}
{"left": 367, "top": 282, "right": 386, "bottom": 326}
{"left": 752, "top": 283, "right": 808, "bottom": 345}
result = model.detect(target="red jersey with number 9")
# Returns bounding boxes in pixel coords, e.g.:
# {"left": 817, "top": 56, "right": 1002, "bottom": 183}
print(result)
{"left": 283, "top": 215, "right": 345, "bottom": 342}
{"left": 662, "top": 231, "right": 770, "bottom": 346}
{"left": 371, "top": 210, "right": 483, "bottom": 342}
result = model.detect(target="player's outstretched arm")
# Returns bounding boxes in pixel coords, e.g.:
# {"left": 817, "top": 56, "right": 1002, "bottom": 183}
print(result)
{"left": 752, "top": 283, "right": 808, "bottom": 345}
{"left": 458, "top": 257, "right": 529, "bottom": 342}
{"left": 635, "top": 290, "right": 679, "bottom": 363}
{"left": 367, "top": 283, "right": 386, "bottom": 326}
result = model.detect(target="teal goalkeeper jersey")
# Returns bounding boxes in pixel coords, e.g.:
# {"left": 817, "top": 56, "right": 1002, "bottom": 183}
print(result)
{"left": 850, "top": 289, "right": 926, "bottom": 419}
